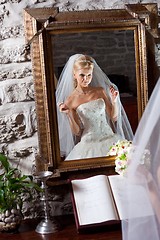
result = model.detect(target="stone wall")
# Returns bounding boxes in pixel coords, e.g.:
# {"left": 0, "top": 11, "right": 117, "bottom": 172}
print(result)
{"left": 0, "top": 0, "right": 160, "bottom": 218}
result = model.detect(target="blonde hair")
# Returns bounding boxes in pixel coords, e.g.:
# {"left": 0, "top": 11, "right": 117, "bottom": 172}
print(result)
{"left": 73, "top": 55, "right": 94, "bottom": 71}
{"left": 73, "top": 55, "right": 94, "bottom": 87}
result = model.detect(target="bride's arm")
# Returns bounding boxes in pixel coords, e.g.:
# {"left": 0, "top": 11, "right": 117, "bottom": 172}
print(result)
{"left": 102, "top": 87, "right": 119, "bottom": 122}
{"left": 66, "top": 109, "right": 82, "bottom": 136}
{"left": 110, "top": 86, "right": 119, "bottom": 121}
{"left": 59, "top": 102, "right": 82, "bottom": 136}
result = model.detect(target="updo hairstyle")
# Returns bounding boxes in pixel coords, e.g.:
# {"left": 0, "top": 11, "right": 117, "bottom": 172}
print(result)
{"left": 73, "top": 55, "right": 94, "bottom": 87}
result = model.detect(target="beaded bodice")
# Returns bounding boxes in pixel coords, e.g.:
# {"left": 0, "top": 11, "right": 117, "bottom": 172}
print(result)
{"left": 76, "top": 98, "right": 114, "bottom": 142}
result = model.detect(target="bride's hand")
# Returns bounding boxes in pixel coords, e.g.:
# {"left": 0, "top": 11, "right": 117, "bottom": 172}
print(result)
{"left": 110, "top": 86, "right": 119, "bottom": 103}
{"left": 58, "top": 102, "right": 70, "bottom": 114}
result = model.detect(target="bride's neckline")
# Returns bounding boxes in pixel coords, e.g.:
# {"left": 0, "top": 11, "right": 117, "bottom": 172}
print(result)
{"left": 75, "top": 88, "right": 92, "bottom": 95}
{"left": 76, "top": 98, "right": 104, "bottom": 110}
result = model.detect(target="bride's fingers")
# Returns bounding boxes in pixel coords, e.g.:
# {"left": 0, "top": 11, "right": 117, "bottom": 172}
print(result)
{"left": 110, "top": 87, "right": 118, "bottom": 97}
{"left": 114, "top": 91, "right": 119, "bottom": 97}
{"left": 59, "top": 104, "right": 69, "bottom": 112}
{"left": 60, "top": 106, "right": 67, "bottom": 112}
{"left": 58, "top": 102, "right": 64, "bottom": 107}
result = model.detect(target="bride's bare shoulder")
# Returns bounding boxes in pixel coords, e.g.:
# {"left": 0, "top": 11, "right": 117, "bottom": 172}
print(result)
{"left": 65, "top": 91, "right": 78, "bottom": 107}
{"left": 92, "top": 86, "right": 105, "bottom": 92}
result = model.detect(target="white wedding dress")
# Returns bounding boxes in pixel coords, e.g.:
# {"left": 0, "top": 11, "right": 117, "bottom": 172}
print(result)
{"left": 65, "top": 98, "right": 123, "bottom": 160}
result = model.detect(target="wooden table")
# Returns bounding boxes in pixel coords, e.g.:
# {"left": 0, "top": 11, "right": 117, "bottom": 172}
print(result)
{"left": 0, "top": 215, "right": 122, "bottom": 240}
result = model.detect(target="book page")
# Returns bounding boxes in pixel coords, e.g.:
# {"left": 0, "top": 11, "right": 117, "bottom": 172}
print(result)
{"left": 71, "top": 175, "right": 119, "bottom": 226}
{"left": 108, "top": 175, "right": 154, "bottom": 220}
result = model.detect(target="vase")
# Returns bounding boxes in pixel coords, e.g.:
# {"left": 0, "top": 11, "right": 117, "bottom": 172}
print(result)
{"left": 0, "top": 209, "right": 23, "bottom": 233}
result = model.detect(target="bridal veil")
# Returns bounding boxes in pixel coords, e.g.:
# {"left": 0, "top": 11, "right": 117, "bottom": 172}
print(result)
{"left": 122, "top": 78, "right": 160, "bottom": 240}
{"left": 56, "top": 54, "right": 133, "bottom": 158}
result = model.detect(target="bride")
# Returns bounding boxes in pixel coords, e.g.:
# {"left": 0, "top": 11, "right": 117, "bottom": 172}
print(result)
{"left": 56, "top": 54, "right": 133, "bottom": 160}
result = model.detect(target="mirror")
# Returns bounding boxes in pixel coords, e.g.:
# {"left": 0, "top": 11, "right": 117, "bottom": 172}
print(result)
{"left": 52, "top": 30, "right": 137, "bottom": 133}
{"left": 24, "top": 3, "right": 159, "bottom": 176}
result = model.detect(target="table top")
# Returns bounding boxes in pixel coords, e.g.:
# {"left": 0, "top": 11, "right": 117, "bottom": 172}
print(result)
{"left": 0, "top": 215, "right": 122, "bottom": 240}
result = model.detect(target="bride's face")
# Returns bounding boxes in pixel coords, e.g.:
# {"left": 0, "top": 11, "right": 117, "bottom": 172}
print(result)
{"left": 74, "top": 67, "right": 93, "bottom": 88}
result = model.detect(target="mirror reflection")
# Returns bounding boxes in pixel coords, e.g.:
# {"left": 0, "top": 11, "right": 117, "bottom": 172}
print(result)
{"left": 52, "top": 31, "right": 136, "bottom": 160}
{"left": 24, "top": 4, "right": 158, "bottom": 172}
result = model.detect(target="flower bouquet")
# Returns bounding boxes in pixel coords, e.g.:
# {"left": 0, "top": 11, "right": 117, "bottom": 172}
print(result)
{"left": 107, "top": 139, "right": 151, "bottom": 176}
{"left": 107, "top": 140, "right": 133, "bottom": 176}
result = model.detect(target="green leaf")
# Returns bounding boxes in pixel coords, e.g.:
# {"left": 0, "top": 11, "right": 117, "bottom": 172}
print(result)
{"left": 0, "top": 153, "right": 42, "bottom": 213}
{"left": 0, "top": 154, "right": 10, "bottom": 172}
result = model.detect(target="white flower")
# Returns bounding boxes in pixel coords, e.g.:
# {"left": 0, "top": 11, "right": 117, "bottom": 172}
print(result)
{"left": 107, "top": 140, "right": 151, "bottom": 176}
{"left": 107, "top": 140, "right": 132, "bottom": 176}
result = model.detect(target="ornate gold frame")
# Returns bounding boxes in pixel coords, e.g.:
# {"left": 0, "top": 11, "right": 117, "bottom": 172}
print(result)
{"left": 23, "top": 3, "right": 158, "bottom": 176}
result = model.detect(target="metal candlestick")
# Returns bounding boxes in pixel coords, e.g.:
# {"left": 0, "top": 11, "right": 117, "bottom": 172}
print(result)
{"left": 35, "top": 171, "right": 59, "bottom": 234}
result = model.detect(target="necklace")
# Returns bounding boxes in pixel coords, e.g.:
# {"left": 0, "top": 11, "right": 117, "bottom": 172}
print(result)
{"left": 75, "top": 88, "right": 91, "bottom": 95}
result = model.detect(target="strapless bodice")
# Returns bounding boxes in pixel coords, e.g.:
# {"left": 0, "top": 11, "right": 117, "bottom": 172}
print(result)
{"left": 76, "top": 98, "right": 114, "bottom": 142}
{"left": 65, "top": 98, "right": 123, "bottom": 160}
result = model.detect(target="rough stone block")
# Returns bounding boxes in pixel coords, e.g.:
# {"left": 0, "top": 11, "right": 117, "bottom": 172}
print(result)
{"left": 0, "top": 101, "right": 37, "bottom": 143}
{"left": 0, "top": 77, "right": 34, "bottom": 105}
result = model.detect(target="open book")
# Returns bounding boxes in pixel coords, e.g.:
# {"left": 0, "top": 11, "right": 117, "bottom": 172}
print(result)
{"left": 70, "top": 174, "right": 154, "bottom": 232}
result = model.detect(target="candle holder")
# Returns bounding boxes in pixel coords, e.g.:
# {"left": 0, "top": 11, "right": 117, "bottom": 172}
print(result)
{"left": 35, "top": 171, "right": 59, "bottom": 234}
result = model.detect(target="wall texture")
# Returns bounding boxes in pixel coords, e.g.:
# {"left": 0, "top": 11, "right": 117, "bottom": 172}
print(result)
{"left": 0, "top": 0, "right": 160, "bottom": 218}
